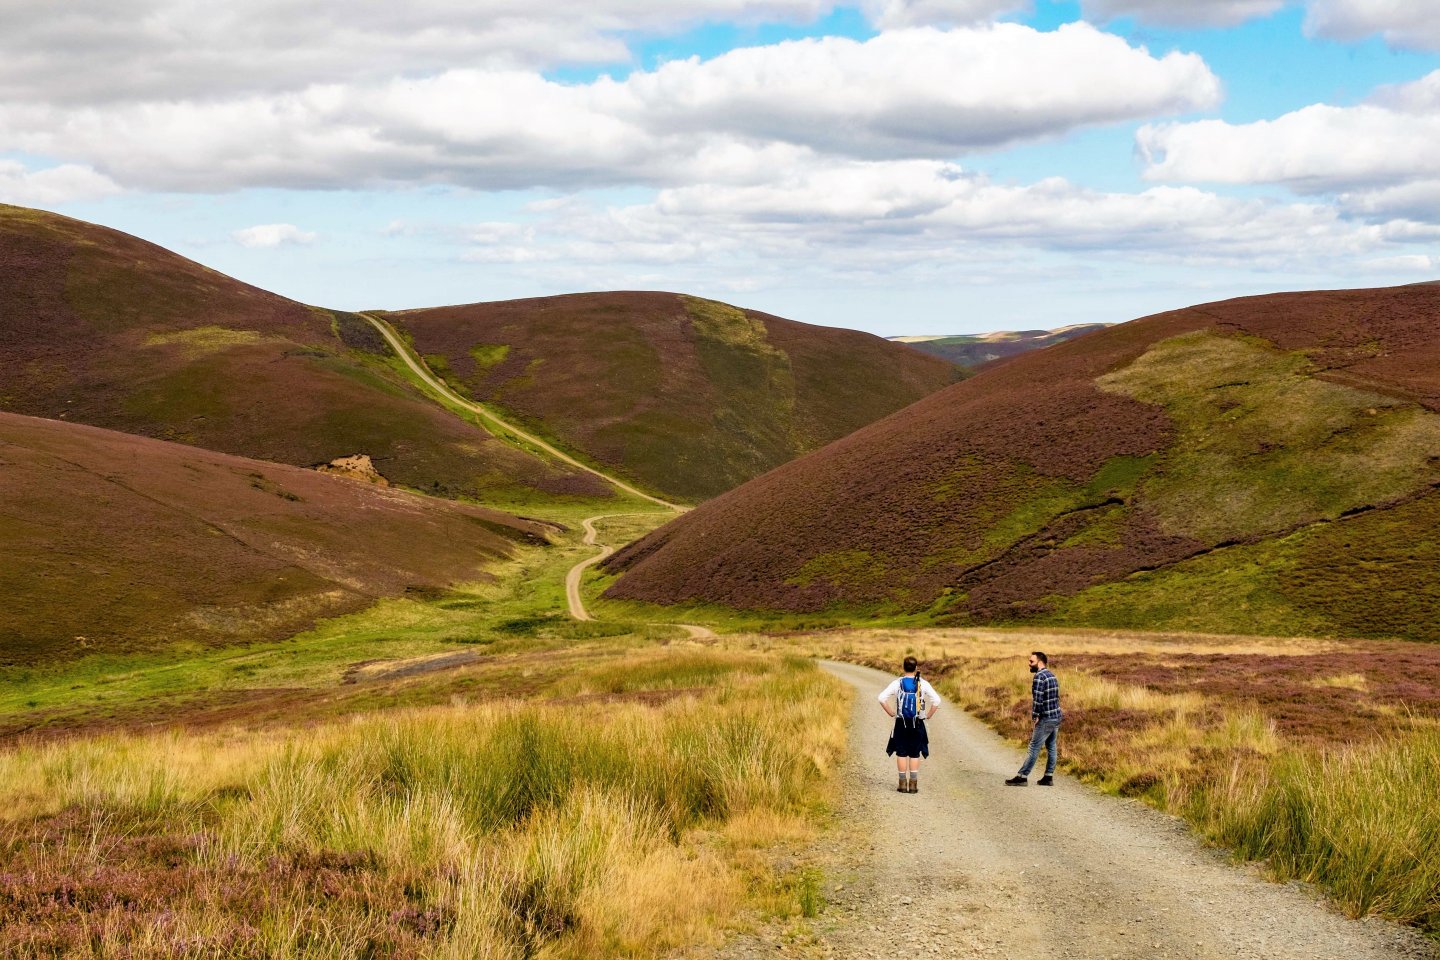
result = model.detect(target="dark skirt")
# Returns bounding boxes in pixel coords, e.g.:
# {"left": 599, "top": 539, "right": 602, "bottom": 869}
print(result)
{"left": 885, "top": 717, "right": 929, "bottom": 758}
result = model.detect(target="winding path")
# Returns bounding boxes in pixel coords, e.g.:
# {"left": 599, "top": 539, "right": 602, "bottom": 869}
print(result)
{"left": 726, "top": 660, "right": 1435, "bottom": 960}
{"left": 564, "top": 513, "right": 715, "bottom": 639}
{"left": 363, "top": 311, "right": 711, "bottom": 638}
{"left": 565, "top": 514, "right": 641, "bottom": 622}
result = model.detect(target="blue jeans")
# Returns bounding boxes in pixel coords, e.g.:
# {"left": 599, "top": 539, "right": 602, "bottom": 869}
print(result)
{"left": 1018, "top": 719, "right": 1060, "bottom": 777}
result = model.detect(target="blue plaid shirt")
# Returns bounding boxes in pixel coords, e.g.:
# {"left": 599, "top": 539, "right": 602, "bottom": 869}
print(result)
{"left": 1032, "top": 668, "right": 1063, "bottom": 723}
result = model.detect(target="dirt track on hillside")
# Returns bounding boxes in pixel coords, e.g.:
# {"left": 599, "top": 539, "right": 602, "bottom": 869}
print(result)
{"left": 360, "top": 312, "right": 680, "bottom": 509}
{"left": 567, "top": 514, "right": 715, "bottom": 639}
{"left": 719, "top": 660, "right": 1437, "bottom": 960}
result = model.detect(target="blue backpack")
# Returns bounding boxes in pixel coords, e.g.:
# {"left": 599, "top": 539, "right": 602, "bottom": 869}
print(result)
{"left": 898, "top": 675, "right": 924, "bottom": 721}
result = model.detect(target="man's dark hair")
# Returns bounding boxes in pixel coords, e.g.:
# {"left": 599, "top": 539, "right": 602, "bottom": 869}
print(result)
{"left": 903, "top": 655, "right": 918, "bottom": 672}
{"left": 1031, "top": 651, "right": 1048, "bottom": 665}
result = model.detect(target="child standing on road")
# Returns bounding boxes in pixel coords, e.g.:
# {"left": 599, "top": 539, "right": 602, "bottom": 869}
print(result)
{"left": 878, "top": 656, "right": 942, "bottom": 793}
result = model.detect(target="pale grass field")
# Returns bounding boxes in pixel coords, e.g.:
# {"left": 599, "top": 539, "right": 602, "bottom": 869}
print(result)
{"left": 0, "top": 647, "right": 851, "bottom": 958}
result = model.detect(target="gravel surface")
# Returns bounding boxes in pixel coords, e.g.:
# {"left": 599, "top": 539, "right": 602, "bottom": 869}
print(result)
{"left": 713, "top": 660, "right": 1438, "bottom": 960}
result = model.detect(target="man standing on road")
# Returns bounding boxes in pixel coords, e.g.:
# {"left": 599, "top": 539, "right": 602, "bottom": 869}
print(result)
{"left": 1006, "top": 651, "right": 1062, "bottom": 787}
{"left": 878, "top": 656, "right": 941, "bottom": 793}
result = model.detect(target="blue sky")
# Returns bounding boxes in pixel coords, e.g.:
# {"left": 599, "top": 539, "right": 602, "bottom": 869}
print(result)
{"left": 2, "top": 0, "right": 1438, "bottom": 336}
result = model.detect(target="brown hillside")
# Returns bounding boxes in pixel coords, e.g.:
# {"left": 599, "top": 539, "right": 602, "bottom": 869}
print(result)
{"left": 0, "top": 205, "right": 607, "bottom": 501}
{"left": 386, "top": 292, "right": 957, "bottom": 500}
{"left": 603, "top": 284, "right": 1440, "bottom": 642}
{"left": 0, "top": 411, "right": 550, "bottom": 666}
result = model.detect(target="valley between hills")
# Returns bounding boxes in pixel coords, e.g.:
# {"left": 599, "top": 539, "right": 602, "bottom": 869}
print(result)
{"left": 3, "top": 204, "right": 1440, "bottom": 958}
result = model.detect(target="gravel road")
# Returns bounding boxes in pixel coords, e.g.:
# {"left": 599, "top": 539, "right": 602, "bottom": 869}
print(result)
{"left": 720, "top": 659, "right": 1437, "bottom": 960}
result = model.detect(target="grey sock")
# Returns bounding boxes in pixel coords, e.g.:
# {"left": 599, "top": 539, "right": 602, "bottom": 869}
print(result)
{"left": 908, "top": 771, "right": 918, "bottom": 780}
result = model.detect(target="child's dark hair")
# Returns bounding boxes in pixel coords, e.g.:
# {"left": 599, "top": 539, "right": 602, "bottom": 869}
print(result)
{"left": 903, "top": 655, "right": 918, "bottom": 672}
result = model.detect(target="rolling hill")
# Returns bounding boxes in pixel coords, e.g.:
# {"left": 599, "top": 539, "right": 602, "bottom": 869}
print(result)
{"left": 602, "top": 283, "right": 1440, "bottom": 643}
{"left": 0, "top": 204, "right": 609, "bottom": 504}
{"left": 0, "top": 411, "right": 549, "bottom": 666}
{"left": 384, "top": 293, "right": 958, "bottom": 500}
{"left": 894, "top": 324, "right": 1109, "bottom": 370}
{"left": 2, "top": 205, "right": 957, "bottom": 504}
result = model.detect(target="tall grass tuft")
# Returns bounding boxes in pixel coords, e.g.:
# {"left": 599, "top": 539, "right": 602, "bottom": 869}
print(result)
{"left": 1194, "top": 726, "right": 1440, "bottom": 933}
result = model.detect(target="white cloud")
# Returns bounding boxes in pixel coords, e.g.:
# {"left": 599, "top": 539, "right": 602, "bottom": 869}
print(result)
{"left": 0, "top": 0, "right": 837, "bottom": 106}
{"left": 0, "top": 161, "right": 122, "bottom": 205}
{"left": 1362, "top": 254, "right": 1440, "bottom": 272}
{"left": 1339, "top": 180, "right": 1440, "bottom": 221}
{"left": 861, "top": 0, "right": 1027, "bottom": 28}
{"left": 623, "top": 24, "right": 1220, "bottom": 158}
{"left": 1137, "top": 70, "right": 1440, "bottom": 196}
{"left": 440, "top": 157, "right": 1420, "bottom": 287}
{"left": 232, "top": 223, "right": 318, "bottom": 247}
{"left": 1081, "top": 0, "right": 1285, "bottom": 27}
{"left": 0, "top": 24, "right": 1219, "bottom": 193}
{"left": 1305, "top": 0, "right": 1440, "bottom": 51}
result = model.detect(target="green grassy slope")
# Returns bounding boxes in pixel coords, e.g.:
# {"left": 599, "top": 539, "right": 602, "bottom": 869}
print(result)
{"left": 604, "top": 284, "right": 1440, "bottom": 643}
{"left": 386, "top": 292, "right": 959, "bottom": 500}
{"left": 0, "top": 204, "right": 609, "bottom": 503}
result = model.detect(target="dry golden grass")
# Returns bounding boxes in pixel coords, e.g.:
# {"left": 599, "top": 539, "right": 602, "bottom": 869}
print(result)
{"left": 758, "top": 625, "right": 1439, "bottom": 937}
{"left": 0, "top": 648, "right": 850, "bottom": 958}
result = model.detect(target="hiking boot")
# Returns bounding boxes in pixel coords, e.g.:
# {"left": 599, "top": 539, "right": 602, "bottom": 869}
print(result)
{"left": 897, "top": 778, "right": 908, "bottom": 792}
{"left": 1004, "top": 775, "right": 1027, "bottom": 786}
{"left": 908, "top": 779, "right": 919, "bottom": 793}
{"left": 1037, "top": 775, "right": 1054, "bottom": 786}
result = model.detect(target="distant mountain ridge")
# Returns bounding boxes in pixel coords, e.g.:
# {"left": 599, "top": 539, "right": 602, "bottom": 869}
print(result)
{"left": 0, "top": 203, "right": 607, "bottom": 505}
{"left": 604, "top": 284, "right": 1440, "bottom": 643}
{"left": 891, "top": 324, "right": 1109, "bottom": 370}
{"left": 0, "top": 204, "right": 956, "bottom": 504}
{"left": 388, "top": 293, "right": 958, "bottom": 500}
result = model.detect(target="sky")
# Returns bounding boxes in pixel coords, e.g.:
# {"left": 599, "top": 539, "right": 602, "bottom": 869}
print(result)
{"left": 2, "top": 0, "right": 1439, "bottom": 336}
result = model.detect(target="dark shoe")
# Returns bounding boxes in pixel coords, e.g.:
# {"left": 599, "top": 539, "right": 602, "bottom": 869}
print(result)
{"left": 1037, "top": 775, "right": 1054, "bottom": 786}
{"left": 1005, "top": 776, "right": 1027, "bottom": 786}
{"left": 897, "top": 780, "right": 908, "bottom": 792}
{"left": 908, "top": 780, "right": 919, "bottom": 793}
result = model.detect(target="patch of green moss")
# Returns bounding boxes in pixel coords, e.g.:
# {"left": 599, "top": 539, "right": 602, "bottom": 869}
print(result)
{"left": 787, "top": 550, "right": 891, "bottom": 590}
{"left": 144, "top": 326, "right": 267, "bottom": 358}
{"left": 469, "top": 343, "right": 511, "bottom": 374}
{"left": 683, "top": 296, "right": 769, "bottom": 349}
{"left": 1031, "top": 485, "right": 1440, "bottom": 643}
{"left": 928, "top": 454, "right": 1158, "bottom": 570}
{"left": 1031, "top": 533, "right": 1338, "bottom": 638}
{"left": 1058, "top": 504, "right": 1128, "bottom": 548}
{"left": 1278, "top": 490, "right": 1440, "bottom": 642}
{"left": 1098, "top": 331, "right": 1440, "bottom": 543}
{"left": 679, "top": 296, "right": 801, "bottom": 495}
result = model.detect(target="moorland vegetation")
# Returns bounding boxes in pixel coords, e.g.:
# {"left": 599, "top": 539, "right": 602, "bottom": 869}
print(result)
{"left": 604, "top": 284, "right": 1440, "bottom": 644}
{"left": 385, "top": 292, "right": 956, "bottom": 500}
{"left": 6, "top": 197, "right": 1440, "bottom": 957}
